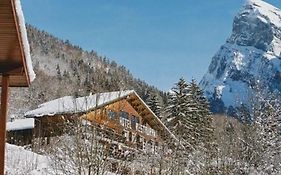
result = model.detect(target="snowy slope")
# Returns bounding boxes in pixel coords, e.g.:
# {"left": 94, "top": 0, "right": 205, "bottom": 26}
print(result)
{"left": 200, "top": 0, "right": 281, "bottom": 114}
{"left": 5, "top": 144, "right": 50, "bottom": 175}
{"left": 5, "top": 144, "right": 117, "bottom": 175}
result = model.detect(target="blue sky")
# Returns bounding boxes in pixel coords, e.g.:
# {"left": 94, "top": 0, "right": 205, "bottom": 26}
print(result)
{"left": 21, "top": 0, "right": 281, "bottom": 91}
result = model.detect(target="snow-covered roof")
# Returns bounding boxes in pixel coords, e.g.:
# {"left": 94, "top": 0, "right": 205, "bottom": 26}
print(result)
{"left": 15, "top": 0, "right": 36, "bottom": 82}
{"left": 25, "top": 90, "right": 135, "bottom": 117}
{"left": 24, "top": 90, "right": 178, "bottom": 143}
{"left": 7, "top": 118, "right": 34, "bottom": 131}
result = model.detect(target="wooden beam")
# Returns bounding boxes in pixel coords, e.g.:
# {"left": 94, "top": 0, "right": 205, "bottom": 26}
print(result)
{"left": 11, "top": 0, "right": 30, "bottom": 85}
{"left": 0, "top": 75, "right": 9, "bottom": 175}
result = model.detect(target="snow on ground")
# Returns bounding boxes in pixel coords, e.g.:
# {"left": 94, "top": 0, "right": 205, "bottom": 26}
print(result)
{"left": 5, "top": 144, "right": 50, "bottom": 175}
{"left": 5, "top": 144, "right": 117, "bottom": 175}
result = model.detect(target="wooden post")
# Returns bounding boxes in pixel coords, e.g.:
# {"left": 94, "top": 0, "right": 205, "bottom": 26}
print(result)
{"left": 0, "top": 75, "right": 9, "bottom": 175}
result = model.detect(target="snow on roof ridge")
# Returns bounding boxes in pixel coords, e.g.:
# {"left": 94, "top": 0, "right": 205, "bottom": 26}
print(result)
{"left": 15, "top": 0, "right": 36, "bottom": 82}
{"left": 25, "top": 90, "right": 135, "bottom": 117}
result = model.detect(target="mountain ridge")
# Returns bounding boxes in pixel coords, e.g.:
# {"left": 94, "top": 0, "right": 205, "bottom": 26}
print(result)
{"left": 200, "top": 0, "right": 281, "bottom": 115}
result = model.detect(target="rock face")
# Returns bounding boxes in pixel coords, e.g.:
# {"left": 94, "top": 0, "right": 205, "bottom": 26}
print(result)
{"left": 200, "top": 0, "right": 281, "bottom": 115}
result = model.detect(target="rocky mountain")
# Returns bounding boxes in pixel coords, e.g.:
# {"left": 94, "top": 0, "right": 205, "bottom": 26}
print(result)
{"left": 9, "top": 25, "right": 167, "bottom": 117}
{"left": 200, "top": 0, "right": 281, "bottom": 115}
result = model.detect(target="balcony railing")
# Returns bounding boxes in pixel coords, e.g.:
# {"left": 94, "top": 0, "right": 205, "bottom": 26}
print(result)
{"left": 146, "top": 127, "right": 156, "bottom": 137}
{"left": 136, "top": 123, "right": 157, "bottom": 137}
{"left": 120, "top": 118, "right": 131, "bottom": 129}
{"left": 136, "top": 123, "right": 146, "bottom": 133}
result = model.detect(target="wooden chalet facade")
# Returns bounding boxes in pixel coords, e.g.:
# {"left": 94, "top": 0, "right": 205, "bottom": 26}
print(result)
{"left": 22, "top": 90, "right": 172, "bottom": 156}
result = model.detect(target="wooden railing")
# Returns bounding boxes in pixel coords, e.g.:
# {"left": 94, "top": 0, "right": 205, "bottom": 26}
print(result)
{"left": 119, "top": 118, "right": 131, "bottom": 129}
{"left": 136, "top": 123, "right": 157, "bottom": 137}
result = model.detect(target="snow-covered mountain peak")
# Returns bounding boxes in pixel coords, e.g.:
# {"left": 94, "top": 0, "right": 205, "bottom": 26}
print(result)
{"left": 246, "top": 0, "right": 281, "bottom": 15}
{"left": 245, "top": 0, "right": 281, "bottom": 30}
{"left": 227, "top": 0, "right": 281, "bottom": 57}
{"left": 200, "top": 0, "right": 281, "bottom": 116}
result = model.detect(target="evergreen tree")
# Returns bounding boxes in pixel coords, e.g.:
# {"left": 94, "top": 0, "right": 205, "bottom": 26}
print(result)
{"left": 187, "top": 79, "right": 214, "bottom": 147}
{"left": 165, "top": 78, "right": 194, "bottom": 149}
{"left": 187, "top": 79, "right": 216, "bottom": 173}
{"left": 56, "top": 64, "right": 62, "bottom": 80}
{"left": 146, "top": 91, "right": 162, "bottom": 118}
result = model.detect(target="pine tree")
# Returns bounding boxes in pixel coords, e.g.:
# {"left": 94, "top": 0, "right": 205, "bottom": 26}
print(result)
{"left": 187, "top": 79, "right": 216, "bottom": 173}
{"left": 146, "top": 91, "right": 162, "bottom": 118}
{"left": 165, "top": 78, "right": 194, "bottom": 149}
{"left": 56, "top": 64, "right": 62, "bottom": 80}
{"left": 187, "top": 79, "right": 214, "bottom": 147}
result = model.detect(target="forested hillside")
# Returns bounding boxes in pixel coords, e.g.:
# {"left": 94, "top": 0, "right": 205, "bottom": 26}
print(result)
{"left": 9, "top": 25, "right": 167, "bottom": 116}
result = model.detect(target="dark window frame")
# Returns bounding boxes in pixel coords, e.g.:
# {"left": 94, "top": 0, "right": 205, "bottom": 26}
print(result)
{"left": 108, "top": 109, "right": 117, "bottom": 120}
{"left": 120, "top": 111, "right": 129, "bottom": 120}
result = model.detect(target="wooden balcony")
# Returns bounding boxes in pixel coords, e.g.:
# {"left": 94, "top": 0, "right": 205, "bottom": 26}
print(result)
{"left": 136, "top": 123, "right": 157, "bottom": 138}
{"left": 119, "top": 118, "right": 131, "bottom": 129}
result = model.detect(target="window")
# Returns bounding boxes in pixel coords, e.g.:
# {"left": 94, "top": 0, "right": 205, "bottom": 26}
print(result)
{"left": 120, "top": 111, "right": 129, "bottom": 120}
{"left": 131, "top": 115, "right": 139, "bottom": 129}
{"left": 119, "top": 111, "right": 131, "bottom": 128}
{"left": 108, "top": 110, "right": 116, "bottom": 120}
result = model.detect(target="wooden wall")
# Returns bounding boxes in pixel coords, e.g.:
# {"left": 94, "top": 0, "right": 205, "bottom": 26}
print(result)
{"left": 82, "top": 100, "right": 160, "bottom": 140}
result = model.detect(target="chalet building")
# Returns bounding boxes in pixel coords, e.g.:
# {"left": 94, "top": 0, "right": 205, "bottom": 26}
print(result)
{"left": 22, "top": 90, "right": 173, "bottom": 157}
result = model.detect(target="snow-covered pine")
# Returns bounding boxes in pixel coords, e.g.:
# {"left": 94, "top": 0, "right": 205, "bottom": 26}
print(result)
{"left": 188, "top": 79, "right": 214, "bottom": 148}
{"left": 165, "top": 78, "right": 194, "bottom": 150}
{"left": 146, "top": 91, "right": 162, "bottom": 119}
{"left": 185, "top": 79, "right": 216, "bottom": 173}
